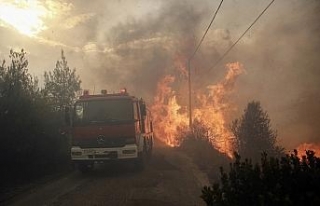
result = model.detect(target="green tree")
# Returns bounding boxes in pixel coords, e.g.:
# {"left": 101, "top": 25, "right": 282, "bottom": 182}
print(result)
{"left": 0, "top": 49, "right": 43, "bottom": 176}
{"left": 0, "top": 49, "right": 71, "bottom": 185}
{"left": 0, "top": 49, "right": 37, "bottom": 97}
{"left": 43, "top": 50, "right": 81, "bottom": 111}
{"left": 231, "top": 101, "right": 283, "bottom": 162}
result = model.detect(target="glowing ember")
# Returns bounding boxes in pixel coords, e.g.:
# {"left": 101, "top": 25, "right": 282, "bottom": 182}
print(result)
{"left": 151, "top": 61, "right": 243, "bottom": 158}
{"left": 296, "top": 143, "right": 320, "bottom": 158}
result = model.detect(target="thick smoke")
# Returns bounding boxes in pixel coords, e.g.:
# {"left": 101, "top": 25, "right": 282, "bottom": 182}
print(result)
{"left": 230, "top": 0, "right": 320, "bottom": 149}
{"left": 80, "top": 0, "right": 207, "bottom": 101}
{"left": 1, "top": 0, "right": 319, "bottom": 149}
{"left": 77, "top": 0, "right": 320, "bottom": 149}
{"left": 76, "top": 0, "right": 320, "bottom": 149}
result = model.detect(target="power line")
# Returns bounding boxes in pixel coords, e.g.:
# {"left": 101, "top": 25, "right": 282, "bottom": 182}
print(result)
{"left": 189, "top": 0, "right": 224, "bottom": 60}
{"left": 187, "top": 0, "right": 224, "bottom": 129}
{"left": 208, "top": 0, "right": 275, "bottom": 72}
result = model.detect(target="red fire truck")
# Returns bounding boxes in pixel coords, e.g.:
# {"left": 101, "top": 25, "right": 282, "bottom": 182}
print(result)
{"left": 66, "top": 89, "right": 154, "bottom": 172}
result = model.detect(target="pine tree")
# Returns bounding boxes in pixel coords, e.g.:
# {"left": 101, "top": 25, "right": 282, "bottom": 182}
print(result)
{"left": 231, "top": 101, "right": 283, "bottom": 161}
{"left": 0, "top": 49, "right": 36, "bottom": 97}
{"left": 43, "top": 50, "right": 81, "bottom": 111}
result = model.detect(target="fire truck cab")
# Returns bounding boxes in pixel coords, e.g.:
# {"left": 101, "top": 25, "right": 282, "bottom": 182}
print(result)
{"left": 66, "top": 89, "right": 154, "bottom": 172}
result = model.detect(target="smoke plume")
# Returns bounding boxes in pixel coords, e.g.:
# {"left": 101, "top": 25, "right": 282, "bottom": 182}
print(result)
{"left": 1, "top": 0, "right": 319, "bottom": 150}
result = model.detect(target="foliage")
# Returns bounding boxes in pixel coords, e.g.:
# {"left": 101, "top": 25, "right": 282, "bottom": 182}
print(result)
{"left": 0, "top": 49, "right": 36, "bottom": 97}
{"left": 43, "top": 50, "right": 81, "bottom": 111}
{"left": 179, "top": 120, "right": 231, "bottom": 181}
{"left": 231, "top": 101, "right": 283, "bottom": 162}
{"left": 0, "top": 50, "right": 40, "bottom": 164}
{"left": 0, "top": 49, "right": 71, "bottom": 186}
{"left": 201, "top": 150, "right": 320, "bottom": 206}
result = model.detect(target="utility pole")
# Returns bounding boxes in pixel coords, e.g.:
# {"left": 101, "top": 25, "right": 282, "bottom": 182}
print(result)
{"left": 187, "top": 59, "right": 192, "bottom": 130}
{"left": 185, "top": 0, "right": 224, "bottom": 130}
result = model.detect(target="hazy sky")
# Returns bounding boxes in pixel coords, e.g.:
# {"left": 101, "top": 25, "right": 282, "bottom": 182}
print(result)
{"left": 0, "top": 0, "right": 319, "bottom": 149}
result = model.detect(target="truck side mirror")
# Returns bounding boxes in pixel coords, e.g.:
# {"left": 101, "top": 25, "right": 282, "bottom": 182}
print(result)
{"left": 141, "top": 103, "right": 146, "bottom": 117}
{"left": 139, "top": 99, "right": 147, "bottom": 117}
{"left": 150, "top": 121, "right": 153, "bottom": 132}
{"left": 65, "top": 106, "right": 71, "bottom": 126}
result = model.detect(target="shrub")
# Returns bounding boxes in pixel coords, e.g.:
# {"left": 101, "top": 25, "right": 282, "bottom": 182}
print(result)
{"left": 179, "top": 121, "right": 231, "bottom": 181}
{"left": 201, "top": 150, "right": 320, "bottom": 206}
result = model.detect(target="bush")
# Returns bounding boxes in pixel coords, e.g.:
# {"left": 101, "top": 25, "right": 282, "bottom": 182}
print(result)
{"left": 201, "top": 150, "right": 320, "bottom": 206}
{"left": 179, "top": 121, "right": 231, "bottom": 181}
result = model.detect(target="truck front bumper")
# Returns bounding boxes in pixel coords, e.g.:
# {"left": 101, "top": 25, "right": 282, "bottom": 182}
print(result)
{"left": 71, "top": 144, "right": 138, "bottom": 162}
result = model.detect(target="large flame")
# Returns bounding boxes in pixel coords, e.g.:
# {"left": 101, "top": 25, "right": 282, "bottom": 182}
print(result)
{"left": 151, "top": 75, "right": 189, "bottom": 147}
{"left": 151, "top": 61, "right": 243, "bottom": 157}
{"left": 296, "top": 143, "right": 320, "bottom": 158}
{"left": 193, "top": 62, "right": 243, "bottom": 157}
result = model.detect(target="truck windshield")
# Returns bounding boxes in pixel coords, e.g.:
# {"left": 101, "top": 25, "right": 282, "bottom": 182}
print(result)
{"left": 73, "top": 99, "right": 133, "bottom": 125}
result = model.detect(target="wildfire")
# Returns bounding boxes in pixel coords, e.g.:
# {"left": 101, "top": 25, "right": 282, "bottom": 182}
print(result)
{"left": 151, "top": 61, "right": 243, "bottom": 158}
{"left": 151, "top": 75, "right": 189, "bottom": 147}
{"left": 295, "top": 143, "right": 320, "bottom": 158}
{"left": 193, "top": 62, "right": 243, "bottom": 157}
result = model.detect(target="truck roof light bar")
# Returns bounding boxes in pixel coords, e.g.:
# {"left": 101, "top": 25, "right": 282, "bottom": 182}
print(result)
{"left": 120, "top": 88, "right": 127, "bottom": 94}
{"left": 83, "top": 90, "right": 89, "bottom": 96}
{"left": 101, "top": 89, "right": 107, "bottom": 95}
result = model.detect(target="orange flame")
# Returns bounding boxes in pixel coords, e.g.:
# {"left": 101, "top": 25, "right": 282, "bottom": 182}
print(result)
{"left": 151, "top": 75, "right": 189, "bottom": 147}
{"left": 193, "top": 62, "right": 243, "bottom": 157}
{"left": 151, "top": 61, "right": 243, "bottom": 158}
{"left": 295, "top": 143, "right": 320, "bottom": 158}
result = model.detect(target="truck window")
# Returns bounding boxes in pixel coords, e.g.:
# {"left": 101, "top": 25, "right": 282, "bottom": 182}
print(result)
{"left": 73, "top": 99, "right": 133, "bottom": 125}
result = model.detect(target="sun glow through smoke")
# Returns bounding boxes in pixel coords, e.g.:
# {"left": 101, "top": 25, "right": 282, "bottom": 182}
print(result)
{"left": 0, "top": 0, "right": 48, "bottom": 37}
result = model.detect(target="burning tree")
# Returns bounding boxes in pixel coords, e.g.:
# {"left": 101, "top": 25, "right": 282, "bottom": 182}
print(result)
{"left": 231, "top": 101, "right": 283, "bottom": 162}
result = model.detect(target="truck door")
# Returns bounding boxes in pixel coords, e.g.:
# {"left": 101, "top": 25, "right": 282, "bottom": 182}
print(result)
{"left": 133, "top": 101, "right": 141, "bottom": 134}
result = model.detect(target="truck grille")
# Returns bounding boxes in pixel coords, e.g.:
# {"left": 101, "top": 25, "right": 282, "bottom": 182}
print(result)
{"left": 75, "top": 137, "right": 127, "bottom": 148}
{"left": 88, "top": 152, "right": 118, "bottom": 159}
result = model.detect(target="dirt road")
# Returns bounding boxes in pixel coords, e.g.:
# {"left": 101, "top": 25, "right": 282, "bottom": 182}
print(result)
{"left": 5, "top": 144, "right": 209, "bottom": 206}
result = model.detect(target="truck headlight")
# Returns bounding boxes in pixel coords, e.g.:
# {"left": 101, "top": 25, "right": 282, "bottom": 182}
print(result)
{"left": 72, "top": 151, "right": 82, "bottom": 156}
{"left": 122, "top": 149, "right": 136, "bottom": 154}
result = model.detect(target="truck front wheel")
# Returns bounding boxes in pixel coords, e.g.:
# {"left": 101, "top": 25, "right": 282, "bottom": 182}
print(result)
{"left": 78, "top": 163, "right": 94, "bottom": 173}
{"left": 134, "top": 149, "right": 147, "bottom": 171}
{"left": 147, "top": 138, "right": 153, "bottom": 159}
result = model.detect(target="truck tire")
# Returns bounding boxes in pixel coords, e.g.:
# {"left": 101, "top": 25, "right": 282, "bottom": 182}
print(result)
{"left": 134, "top": 150, "right": 146, "bottom": 171}
{"left": 147, "top": 138, "right": 153, "bottom": 159}
{"left": 78, "top": 163, "right": 94, "bottom": 173}
{"left": 134, "top": 141, "right": 147, "bottom": 171}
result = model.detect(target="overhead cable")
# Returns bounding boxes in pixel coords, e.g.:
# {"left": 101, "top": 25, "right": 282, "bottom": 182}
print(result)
{"left": 189, "top": 0, "right": 224, "bottom": 60}
{"left": 208, "top": 0, "right": 275, "bottom": 71}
